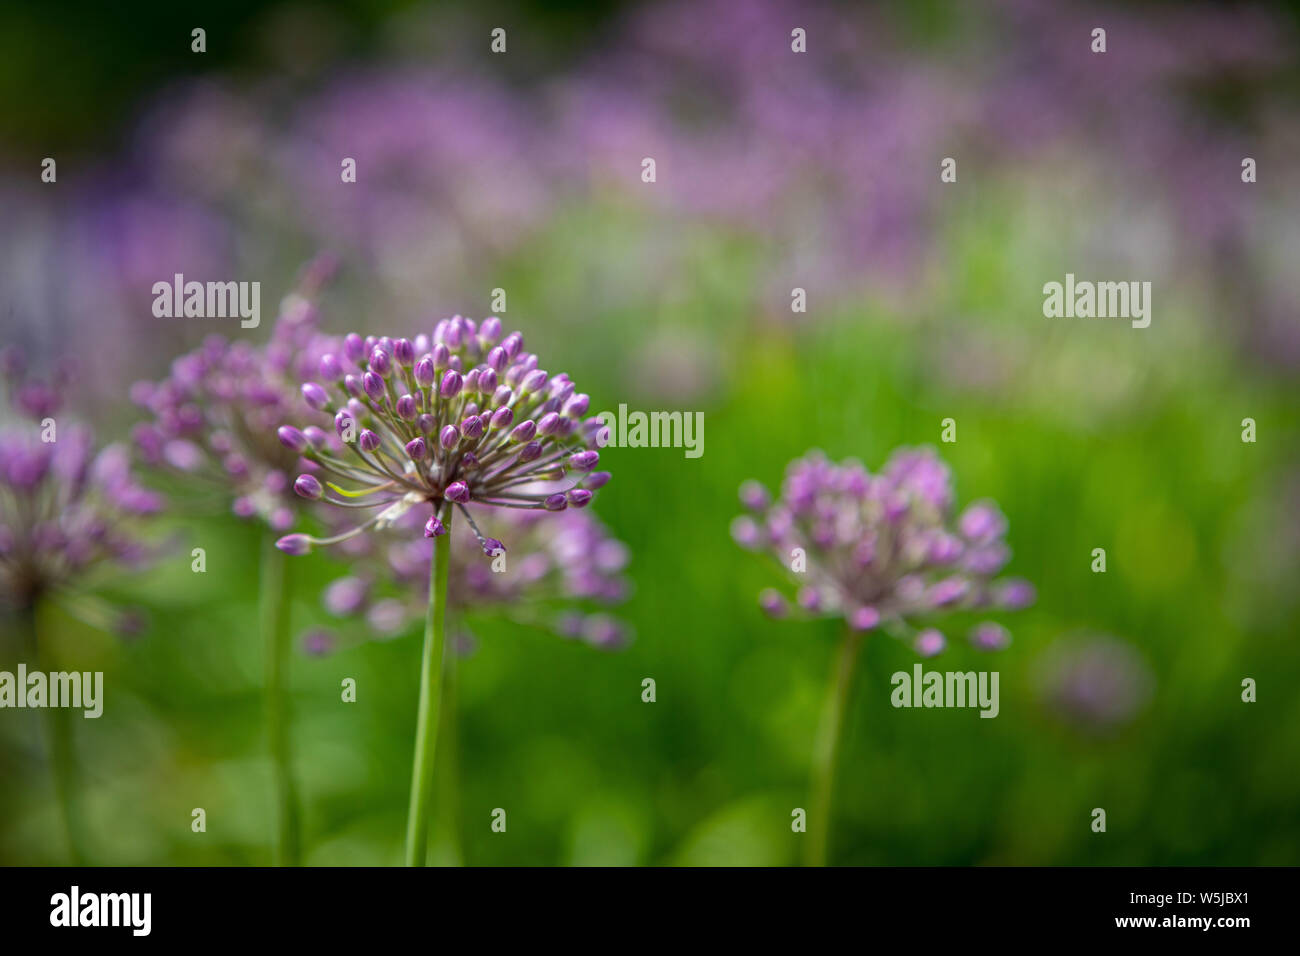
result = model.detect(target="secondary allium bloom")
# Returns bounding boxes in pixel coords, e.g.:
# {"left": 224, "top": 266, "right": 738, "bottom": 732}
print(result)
{"left": 130, "top": 288, "right": 336, "bottom": 530}
{"left": 1034, "top": 635, "right": 1153, "bottom": 734}
{"left": 733, "top": 448, "right": 1033, "bottom": 656}
{"left": 0, "top": 361, "right": 162, "bottom": 615}
{"left": 310, "top": 504, "right": 631, "bottom": 650}
{"left": 274, "top": 316, "right": 609, "bottom": 557}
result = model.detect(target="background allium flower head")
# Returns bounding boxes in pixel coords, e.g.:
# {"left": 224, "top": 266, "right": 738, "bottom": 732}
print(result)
{"left": 1034, "top": 635, "right": 1154, "bottom": 734}
{"left": 274, "top": 316, "right": 610, "bottom": 558}
{"left": 0, "top": 359, "right": 162, "bottom": 616}
{"left": 307, "top": 503, "right": 631, "bottom": 652}
{"left": 733, "top": 447, "right": 1033, "bottom": 655}
{"left": 130, "top": 283, "right": 337, "bottom": 531}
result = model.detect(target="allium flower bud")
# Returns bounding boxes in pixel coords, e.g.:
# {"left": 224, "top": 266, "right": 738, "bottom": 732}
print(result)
{"left": 319, "top": 353, "right": 344, "bottom": 381}
{"left": 439, "top": 425, "right": 460, "bottom": 450}
{"left": 914, "top": 629, "right": 946, "bottom": 658}
{"left": 414, "top": 357, "right": 436, "bottom": 387}
{"left": 509, "top": 420, "right": 537, "bottom": 443}
{"left": 566, "top": 489, "right": 592, "bottom": 508}
{"left": 544, "top": 493, "right": 568, "bottom": 511}
{"left": 363, "top": 372, "right": 386, "bottom": 402}
{"left": 461, "top": 415, "right": 484, "bottom": 440}
{"left": 405, "top": 438, "right": 428, "bottom": 461}
{"left": 368, "top": 347, "right": 392, "bottom": 376}
{"left": 424, "top": 515, "right": 447, "bottom": 538}
{"left": 276, "top": 534, "right": 313, "bottom": 555}
{"left": 343, "top": 333, "right": 365, "bottom": 362}
{"left": 396, "top": 394, "right": 418, "bottom": 422}
{"left": 446, "top": 481, "right": 471, "bottom": 503}
{"left": 490, "top": 407, "right": 514, "bottom": 431}
{"left": 393, "top": 338, "right": 415, "bottom": 366}
{"left": 278, "top": 426, "right": 308, "bottom": 453}
{"left": 294, "top": 474, "right": 324, "bottom": 500}
{"left": 439, "top": 370, "right": 463, "bottom": 399}
{"left": 302, "top": 383, "right": 330, "bottom": 410}
{"left": 358, "top": 430, "right": 381, "bottom": 453}
{"left": 568, "top": 450, "right": 599, "bottom": 471}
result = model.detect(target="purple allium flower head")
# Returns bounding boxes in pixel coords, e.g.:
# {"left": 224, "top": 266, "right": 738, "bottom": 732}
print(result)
{"left": 1034, "top": 635, "right": 1154, "bottom": 734}
{"left": 275, "top": 317, "right": 609, "bottom": 557}
{"left": 131, "top": 281, "right": 337, "bottom": 531}
{"left": 734, "top": 447, "right": 1033, "bottom": 656}
{"left": 0, "top": 362, "right": 163, "bottom": 612}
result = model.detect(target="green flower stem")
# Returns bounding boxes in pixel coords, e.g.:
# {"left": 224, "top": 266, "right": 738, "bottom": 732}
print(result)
{"left": 21, "top": 604, "right": 88, "bottom": 864}
{"left": 806, "top": 626, "right": 863, "bottom": 867}
{"left": 437, "top": 627, "right": 463, "bottom": 866}
{"left": 405, "top": 508, "right": 452, "bottom": 866}
{"left": 261, "top": 533, "right": 301, "bottom": 866}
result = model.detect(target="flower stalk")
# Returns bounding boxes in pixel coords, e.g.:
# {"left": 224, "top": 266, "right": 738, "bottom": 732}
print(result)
{"left": 806, "top": 627, "right": 862, "bottom": 867}
{"left": 405, "top": 507, "right": 452, "bottom": 866}
{"left": 261, "top": 533, "right": 301, "bottom": 866}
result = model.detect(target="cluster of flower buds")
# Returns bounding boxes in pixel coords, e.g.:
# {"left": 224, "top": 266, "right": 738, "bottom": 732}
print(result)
{"left": 732, "top": 448, "right": 1034, "bottom": 656}
{"left": 306, "top": 502, "right": 631, "bottom": 652}
{"left": 1, "top": 356, "right": 162, "bottom": 615}
{"left": 130, "top": 294, "right": 335, "bottom": 530}
{"left": 274, "top": 315, "right": 610, "bottom": 558}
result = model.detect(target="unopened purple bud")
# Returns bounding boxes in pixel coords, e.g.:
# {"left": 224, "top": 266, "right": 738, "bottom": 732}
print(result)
{"left": 440, "top": 370, "right": 463, "bottom": 399}
{"left": 995, "top": 578, "right": 1036, "bottom": 610}
{"left": 368, "top": 348, "right": 392, "bottom": 376}
{"left": 501, "top": 332, "right": 523, "bottom": 359}
{"left": 405, "top": 437, "right": 428, "bottom": 461}
{"left": 343, "top": 333, "right": 365, "bottom": 362}
{"left": 566, "top": 488, "right": 593, "bottom": 508}
{"left": 439, "top": 425, "right": 460, "bottom": 450}
{"left": 463, "top": 369, "right": 480, "bottom": 393}
{"left": 394, "top": 338, "right": 415, "bottom": 366}
{"left": 363, "top": 372, "right": 386, "bottom": 402}
{"left": 537, "top": 411, "right": 561, "bottom": 435}
{"left": 959, "top": 502, "right": 1007, "bottom": 543}
{"left": 482, "top": 538, "right": 505, "bottom": 557}
{"left": 492, "top": 386, "right": 513, "bottom": 406}
{"left": 319, "top": 354, "right": 344, "bottom": 380}
{"left": 759, "top": 588, "right": 787, "bottom": 618}
{"left": 739, "top": 480, "right": 770, "bottom": 511}
{"left": 432, "top": 343, "right": 451, "bottom": 370}
{"left": 424, "top": 515, "right": 447, "bottom": 538}
{"left": 276, "top": 534, "right": 313, "bottom": 556}
{"left": 302, "top": 426, "right": 328, "bottom": 449}
{"left": 849, "top": 606, "right": 880, "bottom": 631}
{"left": 344, "top": 374, "right": 364, "bottom": 399}
{"left": 414, "top": 357, "right": 435, "bottom": 387}
{"left": 509, "top": 420, "right": 537, "bottom": 443}
{"left": 302, "top": 382, "right": 330, "bottom": 410}
{"left": 914, "top": 629, "right": 947, "bottom": 658}
{"left": 394, "top": 394, "right": 416, "bottom": 422}
{"left": 486, "top": 346, "right": 507, "bottom": 372}
{"left": 521, "top": 369, "right": 549, "bottom": 393}
{"left": 418, "top": 414, "right": 436, "bottom": 434}
{"left": 563, "top": 394, "right": 590, "bottom": 418}
{"left": 490, "top": 407, "right": 514, "bottom": 430}
{"left": 478, "top": 368, "right": 498, "bottom": 392}
{"left": 797, "top": 587, "right": 822, "bottom": 611}
{"left": 334, "top": 410, "right": 355, "bottom": 439}
{"left": 544, "top": 493, "right": 568, "bottom": 511}
{"left": 519, "top": 440, "right": 543, "bottom": 462}
{"left": 278, "top": 426, "right": 307, "bottom": 453}
{"left": 970, "top": 622, "right": 1011, "bottom": 651}
{"left": 359, "top": 430, "right": 381, "bottom": 453}
{"left": 461, "top": 415, "right": 484, "bottom": 440}
{"left": 583, "top": 471, "right": 612, "bottom": 490}
{"left": 445, "top": 481, "right": 470, "bottom": 503}
{"left": 568, "top": 450, "right": 599, "bottom": 471}
{"left": 294, "top": 474, "right": 324, "bottom": 500}
{"left": 479, "top": 316, "right": 502, "bottom": 342}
